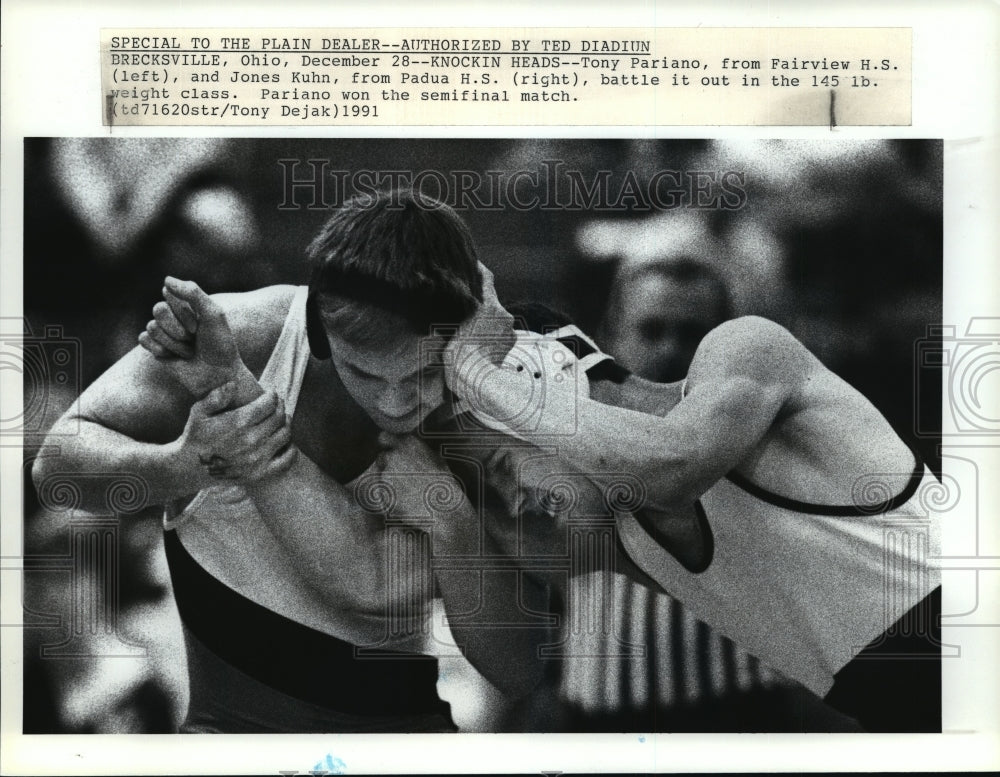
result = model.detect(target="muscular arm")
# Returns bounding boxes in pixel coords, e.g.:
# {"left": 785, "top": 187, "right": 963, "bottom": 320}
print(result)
{"left": 249, "top": 432, "right": 555, "bottom": 699}
{"left": 425, "top": 439, "right": 562, "bottom": 701}
{"left": 567, "top": 318, "right": 806, "bottom": 507}
{"left": 563, "top": 317, "right": 812, "bottom": 508}
{"left": 465, "top": 316, "right": 813, "bottom": 511}
{"left": 32, "top": 347, "right": 214, "bottom": 510}
{"left": 31, "top": 286, "right": 292, "bottom": 512}
{"left": 240, "top": 443, "right": 398, "bottom": 614}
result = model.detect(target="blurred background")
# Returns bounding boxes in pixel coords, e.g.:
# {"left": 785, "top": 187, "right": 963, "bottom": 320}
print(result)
{"left": 20, "top": 138, "right": 942, "bottom": 733}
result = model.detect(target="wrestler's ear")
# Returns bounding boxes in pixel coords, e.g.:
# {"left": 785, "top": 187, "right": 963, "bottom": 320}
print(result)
{"left": 306, "top": 290, "right": 332, "bottom": 360}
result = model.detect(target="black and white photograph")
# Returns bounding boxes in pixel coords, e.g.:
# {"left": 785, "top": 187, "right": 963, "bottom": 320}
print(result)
{"left": 20, "top": 137, "right": 946, "bottom": 736}
{"left": 2, "top": 2, "right": 999, "bottom": 775}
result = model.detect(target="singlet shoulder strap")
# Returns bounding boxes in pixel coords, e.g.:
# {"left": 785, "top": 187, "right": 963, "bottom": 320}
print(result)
{"left": 257, "top": 286, "right": 310, "bottom": 418}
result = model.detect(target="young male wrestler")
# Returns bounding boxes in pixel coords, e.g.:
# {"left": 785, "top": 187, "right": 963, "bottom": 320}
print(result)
{"left": 447, "top": 306, "right": 942, "bottom": 733}
{"left": 141, "top": 275, "right": 878, "bottom": 733}
{"left": 32, "top": 190, "right": 540, "bottom": 732}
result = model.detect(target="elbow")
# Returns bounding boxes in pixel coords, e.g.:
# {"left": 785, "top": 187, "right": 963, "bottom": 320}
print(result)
{"left": 30, "top": 453, "right": 50, "bottom": 494}
{"left": 31, "top": 433, "right": 66, "bottom": 494}
{"left": 31, "top": 413, "right": 96, "bottom": 505}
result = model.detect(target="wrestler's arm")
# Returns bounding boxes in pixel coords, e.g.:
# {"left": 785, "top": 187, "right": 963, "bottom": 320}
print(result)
{"left": 250, "top": 424, "right": 553, "bottom": 699}
{"left": 137, "top": 279, "right": 407, "bottom": 613}
{"left": 467, "top": 316, "right": 811, "bottom": 510}
{"left": 31, "top": 286, "right": 292, "bottom": 511}
{"left": 430, "top": 441, "right": 564, "bottom": 702}
{"left": 568, "top": 317, "right": 810, "bottom": 508}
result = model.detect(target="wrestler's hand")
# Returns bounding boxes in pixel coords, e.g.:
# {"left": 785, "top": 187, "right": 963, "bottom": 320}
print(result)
{"left": 172, "top": 382, "right": 297, "bottom": 484}
{"left": 442, "top": 265, "right": 515, "bottom": 382}
{"left": 138, "top": 276, "right": 245, "bottom": 398}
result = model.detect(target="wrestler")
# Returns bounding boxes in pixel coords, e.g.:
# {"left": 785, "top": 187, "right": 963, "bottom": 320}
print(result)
{"left": 448, "top": 307, "right": 942, "bottom": 733}
{"left": 32, "top": 190, "right": 542, "bottom": 733}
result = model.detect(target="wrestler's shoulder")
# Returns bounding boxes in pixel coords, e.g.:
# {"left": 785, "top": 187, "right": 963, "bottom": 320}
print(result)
{"left": 211, "top": 284, "right": 300, "bottom": 372}
{"left": 703, "top": 315, "right": 795, "bottom": 346}
{"left": 691, "top": 316, "right": 814, "bottom": 382}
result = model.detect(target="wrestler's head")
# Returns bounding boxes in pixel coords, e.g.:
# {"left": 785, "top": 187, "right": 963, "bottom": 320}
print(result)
{"left": 602, "top": 260, "right": 732, "bottom": 382}
{"left": 305, "top": 189, "right": 484, "bottom": 432}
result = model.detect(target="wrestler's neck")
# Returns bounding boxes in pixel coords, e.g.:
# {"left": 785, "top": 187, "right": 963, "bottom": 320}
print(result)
{"left": 589, "top": 373, "right": 684, "bottom": 417}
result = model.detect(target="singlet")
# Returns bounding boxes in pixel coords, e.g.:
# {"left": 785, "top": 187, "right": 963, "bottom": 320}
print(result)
{"left": 162, "top": 286, "right": 453, "bottom": 718}
{"left": 491, "top": 323, "right": 942, "bottom": 699}
{"left": 617, "top": 420, "right": 942, "bottom": 698}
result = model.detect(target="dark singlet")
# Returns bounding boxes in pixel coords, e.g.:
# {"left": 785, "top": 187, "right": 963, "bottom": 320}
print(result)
{"left": 163, "top": 530, "right": 454, "bottom": 728}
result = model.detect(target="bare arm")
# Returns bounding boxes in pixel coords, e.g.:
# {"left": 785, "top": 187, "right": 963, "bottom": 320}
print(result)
{"left": 140, "top": 280, "right": 413, "bottom": 616}
{"left": 32, "top": 285, "right": 293, "bottom": 512}
{"left": 564, "top": 317, "right": 809, "bottom": 507}
{"left": 33, "top": 346, "right": 217, "bottom": 511}
{"left": 456, "top": 317, "right": 813, "bottom": 510}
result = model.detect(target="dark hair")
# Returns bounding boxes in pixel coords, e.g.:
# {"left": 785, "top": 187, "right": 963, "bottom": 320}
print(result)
{"left": 306, "top": 189, "right": 484, "bottom": 357}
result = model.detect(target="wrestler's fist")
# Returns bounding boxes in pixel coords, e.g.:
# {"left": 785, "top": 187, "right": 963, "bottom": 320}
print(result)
{"left": 139, "top": 276, "right": 243, "bottom": 397}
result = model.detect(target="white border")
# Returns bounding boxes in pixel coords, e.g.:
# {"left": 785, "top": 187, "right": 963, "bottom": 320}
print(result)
{"left": 2, "top": 0, "right": 998, "bottom": 774}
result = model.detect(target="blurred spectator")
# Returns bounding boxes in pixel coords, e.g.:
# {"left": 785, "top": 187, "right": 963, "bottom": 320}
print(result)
{"left": 601, "top": 259, "right": 733, "bottom": 382}
{"left": 23, "top": 138, "right": 265, "bottom": 733}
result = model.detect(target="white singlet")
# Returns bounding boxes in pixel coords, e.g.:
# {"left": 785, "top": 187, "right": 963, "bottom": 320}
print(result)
{"left": 617, "top": 450, "right": 941, "bottom": 697}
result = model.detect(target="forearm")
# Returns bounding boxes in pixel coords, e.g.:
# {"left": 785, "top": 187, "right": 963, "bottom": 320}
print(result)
{"left": 241, "top": 451, "right": 385, "bottom": 607}
{"left": 495, "top": 379, "right": 768, "bottom": 511}
{"left": 33, "top": 418, "right": 213, "bottom": 511}
{"left": 432, "top": 459, "right": 560, "bottom": 699}
{"left": 32, "top": 362, "right": 265, "bottom": 512}
{"left": 550, "top": 397, "right": 701, "bottom": 509}
{"left": 437, "top": 564, "right": 555, "bottom": 701}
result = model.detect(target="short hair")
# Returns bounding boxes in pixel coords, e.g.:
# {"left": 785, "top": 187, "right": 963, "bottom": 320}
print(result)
{"left": 306, "top": 189, "right": 484, "bottom": 356}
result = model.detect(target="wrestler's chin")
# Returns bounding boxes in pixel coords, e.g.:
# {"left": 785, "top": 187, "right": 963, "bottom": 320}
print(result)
{"left": 373, "top": 405, "right": 434, "bottom": 435}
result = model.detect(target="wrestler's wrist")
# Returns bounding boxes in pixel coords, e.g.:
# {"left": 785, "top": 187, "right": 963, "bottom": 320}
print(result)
{"left": 228, "top": 363, "right": 266, "bottom": 406}
{"left": 192, "top": 362, "right": 263, "bottom": 406}
{"left": 158, "top": 437, "right": 215, "bottom": 498}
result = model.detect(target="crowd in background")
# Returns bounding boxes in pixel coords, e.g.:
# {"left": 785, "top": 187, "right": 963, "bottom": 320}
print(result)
{"left": 21, "top": 138, "right": 942, "bottom": 732}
